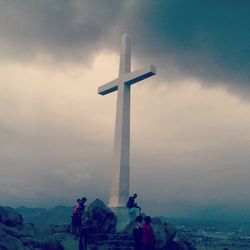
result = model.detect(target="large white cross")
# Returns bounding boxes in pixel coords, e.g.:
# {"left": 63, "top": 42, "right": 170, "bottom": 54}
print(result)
{"left": 98, "top": 34, "right": 156, "bottom": 208}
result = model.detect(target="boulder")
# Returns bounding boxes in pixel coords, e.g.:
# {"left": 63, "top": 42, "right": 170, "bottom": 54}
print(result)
{"left": 0, "top": 206, "right": 23, "bottom": 227}
{"left": 122, "top": 216, "right": 195, "bottom": 250}
{"left": 42, "top": 236, "right": 64, "bottom": 250}
{"left": 0, "top": 223, "right": 24, "bottom": 250}
{"left": 163, "top": 222, "right": 177, "bottom": 241}
{"left": 151, "top": 217, "right": 169, "bottom": 249}
{"left": 0, "top": 201, "right": 196, "bottom": 250}
{"left": 17, "top": 223, "right": 44, "bottom": 248}
{"left": 42, "top": 227, "right": 78, "bottom": 250}
{"left": 53, "top": 234, "right": 78, "bottom": 250}
{"left": 0, "top": 221, "right": 44, "bottom": 249}
{"left": 86, "top": 199, "right": 117, "bottom": 233}
{"left": 0, "top": 235, "right": 24, "bottom": 250}
{"left": 43, "top": 224, "right": 71, "bottom": 235}
{"left": 123, "top": 216, "right": 169, "bottom": 249}
{"left": 168, "top": 233, "right": 196, "bottom": 250}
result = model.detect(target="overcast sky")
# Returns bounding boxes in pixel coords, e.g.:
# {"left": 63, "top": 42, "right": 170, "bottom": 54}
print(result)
{"left": 1, "top": 0, "right": 250, "bottom": 221}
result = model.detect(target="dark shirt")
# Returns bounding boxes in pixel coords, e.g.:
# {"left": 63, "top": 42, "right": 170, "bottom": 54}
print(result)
{"left": 127, "top": 196, "right": 136, "bottom": 209}
{"left": 80, "top": 203, "right": 86, "bottom": 213}
{"left": 133, "top": 223, "right": 143, "bottom": 249}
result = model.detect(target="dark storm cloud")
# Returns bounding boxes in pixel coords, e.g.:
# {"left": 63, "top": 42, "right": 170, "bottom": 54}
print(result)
{"left": 0, "top": 0, "right": 122, "bottom": 62}
{"left": 125, "top": 0, "right": 250, "bottom": 90}
{"left": 0, "top": 0, "right": 249, "bottom": 89}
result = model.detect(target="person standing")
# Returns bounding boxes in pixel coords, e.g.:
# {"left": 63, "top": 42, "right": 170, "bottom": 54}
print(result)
{"left": 133, "top": 216, "right": 143, "bottom": 250}
{"left": 142, "top": 216, "right": 155, "bottom": 250}
{"left": 79, "top": 219, "right": 92, "bottom": 250}
{"left": 71, "top": 198, "right": 82, "bottom": 237}
{"left": 80, "top": 197, "right": 87, "bottom": 222}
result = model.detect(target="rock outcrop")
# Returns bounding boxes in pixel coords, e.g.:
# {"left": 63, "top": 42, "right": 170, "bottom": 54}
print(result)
{"left": 86, "top": 199, "right": 117, "bottom": 234}
{"left": 0, "top": 222, "right": 45, "bottom": 250}
{"left": 0, "top": 200, "right": 196, "bottom": 250}
{"left": 123, "top": 215, "right": 195, "bottom": 250}
{"left": 0, "top": 206, "right": 23, "bottom": 227}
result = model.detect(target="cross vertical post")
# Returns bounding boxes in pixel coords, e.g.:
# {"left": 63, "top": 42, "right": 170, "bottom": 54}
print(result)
{"left": 98, "top": 34, "right": 156, "bottom": 211}
{"left": 110, "top": 34, "right": 131, "bottom": 207}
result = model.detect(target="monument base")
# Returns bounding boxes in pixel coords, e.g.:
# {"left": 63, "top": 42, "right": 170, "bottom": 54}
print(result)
{"left": 110, "top": 206, "right": 131, "bottom": 232}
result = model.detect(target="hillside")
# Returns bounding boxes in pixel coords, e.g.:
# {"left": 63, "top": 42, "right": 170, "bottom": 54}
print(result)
{"left": 16, "top": 205, "right": 72, "bottom": 228}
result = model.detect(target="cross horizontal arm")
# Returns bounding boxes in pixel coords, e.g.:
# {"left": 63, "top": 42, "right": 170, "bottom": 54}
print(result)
{"left": 98, "top": 65, "right": 156, "bottom": 96}
{"left": 124, "top": 65, "right": 156, "bottom": 86}
{"left": 98, "top": 78, "right": 119, "bottom": 96}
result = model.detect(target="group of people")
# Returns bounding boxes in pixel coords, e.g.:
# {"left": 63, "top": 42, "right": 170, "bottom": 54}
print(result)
{"left": 128, "top": 194, "right": 155, "bottom": 250}
{"left": 71, "top": 197, "right": 87, "bottom": 237}
{"left": 71, "top": 197, "right": 92, "bottom": 250}
{"left": 71, "top": 194, "right": 155, "bottom": 250}
{"left": 133, "top": 215, "right": 155, "bottom": 250}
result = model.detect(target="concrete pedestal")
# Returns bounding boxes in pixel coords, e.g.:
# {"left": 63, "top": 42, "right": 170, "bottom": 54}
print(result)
{"left": 110, "top": 206, "right": 131, "bottom": 232}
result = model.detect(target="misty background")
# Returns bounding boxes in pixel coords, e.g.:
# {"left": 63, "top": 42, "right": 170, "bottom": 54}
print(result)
{"left": 0, "top": 0, "right": 250, "bottom": 221}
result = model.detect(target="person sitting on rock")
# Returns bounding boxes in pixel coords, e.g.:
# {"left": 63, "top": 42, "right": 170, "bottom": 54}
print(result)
{"left": 71, "top": 198, "right": 82, "bottom": 237}
{"left": 133, "top": 215, "right": 143, "bottom": 250}
{"left": 142, "top": 216, "right": 155, "bottom": 250}
{"left": 127, "top": 193, "right": 141, "bottom": 220}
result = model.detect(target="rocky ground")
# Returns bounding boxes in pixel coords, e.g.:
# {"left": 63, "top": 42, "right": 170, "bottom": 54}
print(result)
{"left": 0, "top": 199, "right": 196, "bottom": 250}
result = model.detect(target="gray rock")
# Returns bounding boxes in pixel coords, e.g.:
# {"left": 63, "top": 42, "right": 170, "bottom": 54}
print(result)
{"left": 0, "top": 201, "right": 196, "bottom": 250}
{"left": 42, "top": 236, "right": 63, "bottom": 250}
{"left": 0, "top": 235, "right": 24, "bottom": 250}
{"left": 86, "top": 199, "right": 117, "bottom": 233}
{"left": 151, "top": 217, "right": 168, "bottom": 249}
{"left": 43, "top": 224, "right": 71, "bottom": 235}
{"left": 122, "top": 216, "right": 195, "bottom": 250}
{"left": 0, "top": 222, "right": 45, "bottom": 250}
{"left": 0, "top": 224, "right": 24, "bottom": 250}
{"left": 54, "top": 234, "right": 78, "bottom": 250}
{"left": 122, "top": 216, "right": 168, "bottom": 249}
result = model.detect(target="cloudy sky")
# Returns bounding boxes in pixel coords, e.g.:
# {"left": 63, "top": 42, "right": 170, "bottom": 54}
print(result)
{"left": 1, "top": 0, "right": 250, "bottom": 221}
